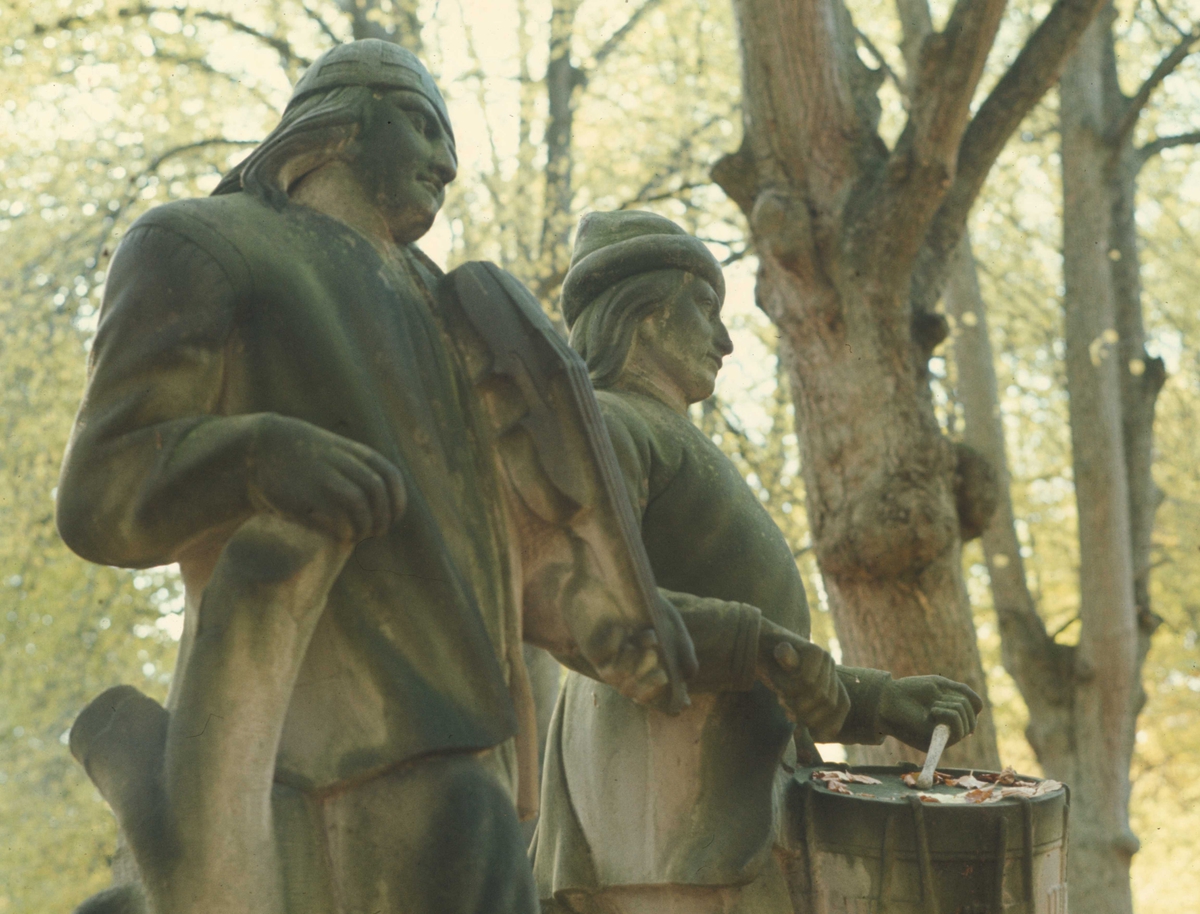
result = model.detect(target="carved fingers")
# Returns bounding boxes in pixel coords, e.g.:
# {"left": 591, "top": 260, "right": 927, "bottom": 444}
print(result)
{"left": 879, "top": 675, "right": 984, "bottom": 749}
{"left": 759, "top": 621, "right": 850, "bottom": 741}
{"left": 248, "top": 414, "right": 407, "bottom": 543}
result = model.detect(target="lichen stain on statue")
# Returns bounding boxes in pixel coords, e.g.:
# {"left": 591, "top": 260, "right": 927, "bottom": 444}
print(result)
{"left": 57, "top": 40, "right": 692, "bottom": 914}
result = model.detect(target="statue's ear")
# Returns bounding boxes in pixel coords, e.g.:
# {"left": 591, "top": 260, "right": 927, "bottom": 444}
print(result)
{"left": 277, "top": 125, "right": 360, "bottom": 196}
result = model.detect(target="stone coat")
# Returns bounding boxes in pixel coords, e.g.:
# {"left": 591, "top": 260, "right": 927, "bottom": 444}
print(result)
{"left": 58, "top": 191, "right": 524, "bottom": 792}
{"left": 531, "top": 389, "right": 889, "bottom": 903}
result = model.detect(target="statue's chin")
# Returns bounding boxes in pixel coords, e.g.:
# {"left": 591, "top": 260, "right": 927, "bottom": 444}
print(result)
{"left": 387, "top": 207, "right": 438, "bottom": 245}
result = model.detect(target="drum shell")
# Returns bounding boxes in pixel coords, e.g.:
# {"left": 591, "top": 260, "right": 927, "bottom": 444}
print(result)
{"left": 782, "top": 767, "right": 1069, "bottom": 914}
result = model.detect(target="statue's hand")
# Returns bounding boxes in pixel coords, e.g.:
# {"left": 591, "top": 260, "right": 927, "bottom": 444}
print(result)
{"left": 757, "top": 620, "right": 850, "bottom": 741}
{"left": 247, "top": 414, "right": 407, "bottom": 543}
{"left": 877, "top": 675, "right": 983, "bottom": 750}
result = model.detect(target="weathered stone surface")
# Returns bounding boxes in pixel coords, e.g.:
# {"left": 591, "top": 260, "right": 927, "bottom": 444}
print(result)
{"left": 58, "top": 41, "right": 692, "bottom": 914}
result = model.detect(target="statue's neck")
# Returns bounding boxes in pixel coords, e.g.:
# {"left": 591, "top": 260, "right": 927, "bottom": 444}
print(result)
{"left": 288, "top": 161, "right": 397, "bottom": 253}
{"left": 612, "top": 370, "right": 690, "bottom": 417}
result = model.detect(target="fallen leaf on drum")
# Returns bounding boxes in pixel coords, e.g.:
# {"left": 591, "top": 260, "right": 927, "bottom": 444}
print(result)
{"left": 975, "top": 766, "right": 1022, "bottom": 786}
{"left": 812, "top": 770, "right": 884, "bottom": 787}
{"left": 945, "top": 773, "right": 991, "bottom": 789}
{"left": 996, "top": 779, "right": 1064, "bottom": 799}
{"left": 964, "top": 786, "right": 998, "bottom": 803}
{"left": 901, "top": 770, "right": 955, "bottom": 788}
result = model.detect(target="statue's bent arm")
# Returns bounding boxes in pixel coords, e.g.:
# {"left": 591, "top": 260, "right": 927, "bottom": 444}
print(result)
{"left": 57, "top": 221, "right": 255, "bottom": 569}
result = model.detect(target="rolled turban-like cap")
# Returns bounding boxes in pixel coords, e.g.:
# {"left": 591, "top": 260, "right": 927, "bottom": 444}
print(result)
{"left": 289, "top": 39, "right": 454, "bottom": 147}
{"left": 561, "top": 211, "right": 725, "bottom": 328}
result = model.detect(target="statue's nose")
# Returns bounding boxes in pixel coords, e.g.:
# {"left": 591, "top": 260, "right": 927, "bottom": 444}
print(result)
{"left": 432, "top": 138, "right": 457, "bottom": 186}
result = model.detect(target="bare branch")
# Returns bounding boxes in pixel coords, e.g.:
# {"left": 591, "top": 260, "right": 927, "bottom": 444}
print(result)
{"left": 91, "top": 137, "right": 260, "bottom": 263}
{"left": 621, "top": 181, "right": 707, "bottom": 208}
{"left": 589, "top": 0, "right": 665, "bottom": 70}
{"left": 864, "top": 0, "right": 1008, "bottom": 281}
{"left": 300, "top": 0, "right": 346, "bottom": 46}
{"left": 894, "top": 0, "right": 935, "bottom": 88}
{"left": 28, "top": 5, "right": 312, "bottom": 66}
{"left": 151, "top": 49, "right": 276, "bottom": 108}
{"left": 855, "top": 27, "right": 907, "bottom": 100}
{"left": 1107, "top": 26, "right": 1199, "bottom": 148}
{"left": 1149, "top": 0, "right": 1188, "bottom": 37}
{"left": 909, "top": 0, "right": 1108, "bottom": 314}
{"left": 141, "top": 137, "right": 260, "bottom": 175}
{"left": 1136, "top": 129, "right": 1200, "bottom": 167}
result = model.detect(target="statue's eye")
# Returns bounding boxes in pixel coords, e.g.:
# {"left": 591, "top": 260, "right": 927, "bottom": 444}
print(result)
{"left": 405, "top": 108, "right": 440, "bottom": 140}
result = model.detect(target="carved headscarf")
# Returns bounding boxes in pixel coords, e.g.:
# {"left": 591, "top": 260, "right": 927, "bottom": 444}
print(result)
{"left": 563, "top": 211, "right": 726, "bottom": 388}
{"left": 560, "top": 211, "right": 724, "bottom": 329}
{"left": 213, "top": 39, "right": 454, "bottom": 204}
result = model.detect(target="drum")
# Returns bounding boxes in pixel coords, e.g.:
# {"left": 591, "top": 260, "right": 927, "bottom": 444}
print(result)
{"left": 781, "top": 766, "right": 1069, "bottom": 914}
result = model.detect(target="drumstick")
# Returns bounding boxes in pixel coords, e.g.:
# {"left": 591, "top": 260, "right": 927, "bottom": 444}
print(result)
{"left": 916, "top": 723, "right": 951, "bottom": 789}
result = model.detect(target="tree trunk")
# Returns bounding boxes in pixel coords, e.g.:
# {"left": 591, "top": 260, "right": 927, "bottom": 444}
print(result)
{"left": 537, "top": 0, "right": 583, "bottom": 306}
{"left": 719, "top": 0, "right": 1019, "bottom": 768}
{"left": 716, "top": 0, "right": 1110, "bottom": 770}
{"left": 945, "top": 238, "right": 1077, "bottom": 751}
{"left": 339, "top": 0, "right": 423, "bottom": 52}
{"left": 1054, "top": 11, "right": 1140, "bottom": 912}
{"left": 948, "top": 2, "right": 1177, "bottom": 906}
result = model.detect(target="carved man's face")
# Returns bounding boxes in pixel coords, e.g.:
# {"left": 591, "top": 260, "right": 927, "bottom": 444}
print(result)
{"left": 631, "top": 275, "right": 732, "bottom": 405}
{"left": 353, "top": 89, "right": 458, "bottom": 243}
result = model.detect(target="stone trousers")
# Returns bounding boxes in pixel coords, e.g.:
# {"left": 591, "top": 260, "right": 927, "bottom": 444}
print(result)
{"left": 275, "top": 748, "right": 539, "bottom": 914}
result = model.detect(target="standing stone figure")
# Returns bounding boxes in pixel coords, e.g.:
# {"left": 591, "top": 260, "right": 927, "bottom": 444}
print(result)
{"left": 56, "top": 43, "right": 692, "bottom": 914}
{"left": 531, "top": 211, "right": 984, "bottom": 914}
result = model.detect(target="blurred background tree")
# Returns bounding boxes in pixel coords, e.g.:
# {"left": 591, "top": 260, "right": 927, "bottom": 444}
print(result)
{"left": 0, "top": 0, "right": 1197, "bottom": 912}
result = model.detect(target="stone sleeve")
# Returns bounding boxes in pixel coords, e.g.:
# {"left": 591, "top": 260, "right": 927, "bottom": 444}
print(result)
{"left": 660, "top": 589, "right": 762, "bottom": 693}
{"left": 56, "top": 211, "right": 253, "bottom": 568}
{"left": 833, "top": 665, "right": 893, "bottom": 745}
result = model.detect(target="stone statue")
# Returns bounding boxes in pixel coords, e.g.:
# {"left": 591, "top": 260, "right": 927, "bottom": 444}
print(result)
{"left": 56, "top": 42, "right": 694, "bottom": 914}
{"left": 530, "top": 211, "right": 985, "bottom": 914}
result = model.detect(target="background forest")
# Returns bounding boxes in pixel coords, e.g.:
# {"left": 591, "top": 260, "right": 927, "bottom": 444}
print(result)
{"left": 1, "top": 0, "right": 1198, "bottom": 911}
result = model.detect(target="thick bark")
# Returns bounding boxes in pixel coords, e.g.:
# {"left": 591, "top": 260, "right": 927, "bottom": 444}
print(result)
{"left": 721, "top": 0, "right": 1006, "bottom": 768}
{"left": 719, "top": 0, "right": 1108, "bottom": 771}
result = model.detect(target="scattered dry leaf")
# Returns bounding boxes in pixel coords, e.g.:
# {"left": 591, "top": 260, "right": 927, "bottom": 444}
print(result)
{"left": 964, "top": 786, "right": 998, "bottom": 803}
{"left": 813, "top": 771, "right": 883, "bottom": 787}
{"left": 945, "top": 773, "right": 990, "bottom": 790}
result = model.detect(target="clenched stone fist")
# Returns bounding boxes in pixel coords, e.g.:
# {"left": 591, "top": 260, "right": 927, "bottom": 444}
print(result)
{"left": 877, "top": 675, "right": 983, "bottom": 750}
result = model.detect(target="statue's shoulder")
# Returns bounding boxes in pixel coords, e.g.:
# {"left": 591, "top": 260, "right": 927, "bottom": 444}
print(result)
{"left": 596, "top": 389, "right": 685, "bottom": 449}
{"left": 119, "top": 194, "right": 277, "bottom": 293}
{"left": 595, "top": 389, "right": 651, "bottom": 437}
{"left": 128, "top": 192, "right": 271, "bottom": 240}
